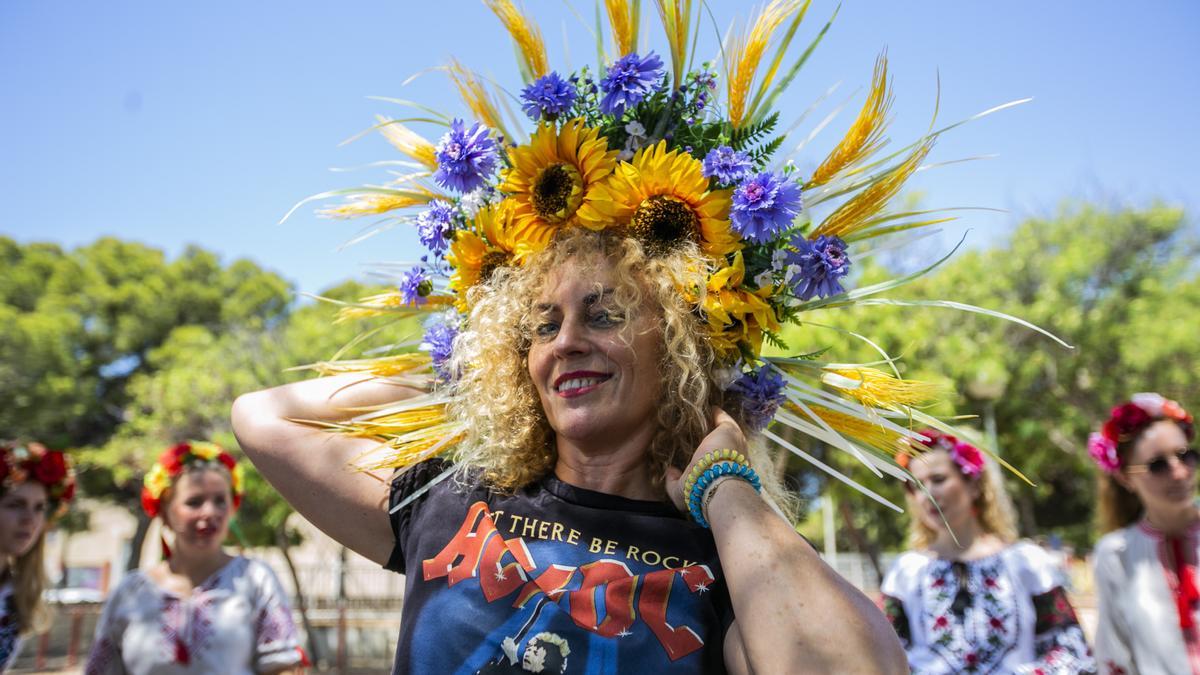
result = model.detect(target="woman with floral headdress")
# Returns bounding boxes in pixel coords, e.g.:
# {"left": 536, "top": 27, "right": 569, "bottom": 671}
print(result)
{"left": 233, "top": 1, "right": 1056, "bottom": 672}
{"left": 0, "top": 441, "right": 75, "bottom": 672}
{"left": 880, "top": 430, "right": 1094, "bottom": 673}
{"left": 1089, "top": 393, "right": 1199, "bottom": 674}
{"left": 86, "top": 441, "right": 304, "bottom": 674}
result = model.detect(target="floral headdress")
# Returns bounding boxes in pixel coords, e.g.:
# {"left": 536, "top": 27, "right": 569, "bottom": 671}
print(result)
{"left": 141, "top": 441, "right": 245, "bottom": 518}
{"left": 896, "top": 429, "right": 986, "bottom": 479}
{"left": 0, "top": 441, "right": 76, "bottom": 520}
{"left": 290, "top": 1, "right": 1057, "bottom": 506}
{"left": 1088, "top": 393, "right": 1195, "bottom": 475}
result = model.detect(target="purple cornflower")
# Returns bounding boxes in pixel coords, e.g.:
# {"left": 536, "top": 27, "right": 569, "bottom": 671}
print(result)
{"left": 421, "top": 314, "right": 459, "bottom": 382}
{"left": 520, "top": 71, "right": 578, "bottom": 121}
{"left": 599, "top": 52, "right": 665, "bottom": 117}
{"left": 434, "top": 119, "right": 499, "bottom": 193}
{"left": 398, "top": 267, "right": 431, "bottom": 305}
{"left": 729, "top": 171, "right": 804, "bottom": 244}
{"left": 788, "top": 234, "right": 851, "bottom": 301}
{"left": 702, "top": 146, "right": 753, "bottom": 186}
{"left": 727, "top": 366, "right": 788, "bottom": 432}
{"left": 416, "top": 200, "right": 456, "bottom": 254}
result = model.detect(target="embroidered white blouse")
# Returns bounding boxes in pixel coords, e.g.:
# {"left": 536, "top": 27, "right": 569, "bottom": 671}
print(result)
{"left": 84, "top": 556, "right": 303, "bottom": 675}
{"left": 0, "top": 582, "right": 21, "bottom": 673}
{"left": 881, "top": 541, "right": 1094, "bottom": 674}
{"left": 1093, "top": 521, "right": 1200, "bottom": 675}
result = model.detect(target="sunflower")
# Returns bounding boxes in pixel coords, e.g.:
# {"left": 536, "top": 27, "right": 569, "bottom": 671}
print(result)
{"left": 588, "top": 141, "right": 739, "bottom": 257}
{"left": 500, "top": 120, "right": 619, "bottom": 235}
{"left": 447, "top": 200, "right": 555, "bottom": 310}
{"left": 701, "top": 251, "right": 780, "bottom": 358}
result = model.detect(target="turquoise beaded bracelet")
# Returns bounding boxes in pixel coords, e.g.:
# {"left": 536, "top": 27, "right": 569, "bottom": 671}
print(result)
{"left": 686, "top": 461, "right": 762, "bottom": 528}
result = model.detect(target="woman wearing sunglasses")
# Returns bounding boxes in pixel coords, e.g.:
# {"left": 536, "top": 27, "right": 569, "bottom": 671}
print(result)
{"left": 1090, "top": 393, "right": 1198, "bottom": 674}
{"left": 880, "top": 429, "right": 1095, "bottom": 673}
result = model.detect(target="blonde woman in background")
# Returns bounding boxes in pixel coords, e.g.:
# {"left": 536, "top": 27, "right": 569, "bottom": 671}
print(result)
{"left": 86, "top": 441, "right": 304, "bottom": 675}
{"left": 881, "top": 429, "right": 1094, "bottom": 673}
{"left": 0, "top": 440, "right": 75, "bottom": 672}
{"left": 1089, "top": 393, "right": 1198, "bottom": 674}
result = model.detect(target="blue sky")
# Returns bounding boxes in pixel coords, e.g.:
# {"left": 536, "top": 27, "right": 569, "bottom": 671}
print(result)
{"left": 3, "top": 1, "right": 1197, "bottom": 294}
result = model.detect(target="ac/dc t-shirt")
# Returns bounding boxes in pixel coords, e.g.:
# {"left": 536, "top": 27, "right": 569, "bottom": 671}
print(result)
{"left": 385, "top": 459, "right": 734, "bottom": 674}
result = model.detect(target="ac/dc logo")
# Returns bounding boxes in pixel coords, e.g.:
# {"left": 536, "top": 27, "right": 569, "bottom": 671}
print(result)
{"left": 423, "top": 501, "right": 717, "bottom": 661}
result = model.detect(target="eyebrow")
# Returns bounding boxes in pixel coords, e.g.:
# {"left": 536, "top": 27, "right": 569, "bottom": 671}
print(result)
{"left": 535, "top": 287, "right": 616, "bottom": 312}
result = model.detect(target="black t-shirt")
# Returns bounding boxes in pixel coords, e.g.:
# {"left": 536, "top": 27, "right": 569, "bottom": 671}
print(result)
{"left": 385, "top": 459, "right": 734, "bottom": 674}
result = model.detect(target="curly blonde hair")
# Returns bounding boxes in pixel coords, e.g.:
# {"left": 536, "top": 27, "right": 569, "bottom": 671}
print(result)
{"left": 907, "top": 449, "right": 1018, "bottom": 549}
{"left": 447, "top": 229, "right": 795, "bottom": 518}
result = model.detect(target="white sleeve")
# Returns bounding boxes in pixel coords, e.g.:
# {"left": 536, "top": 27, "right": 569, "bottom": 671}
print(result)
{"left": 84, "top": 578, "right": 131, "bottom": 675}
{"left": 249, "top": 560, "right": 305, "bottom": 673}
{"left": 1092, "top": 541, "right": 1135, "bottom": 675}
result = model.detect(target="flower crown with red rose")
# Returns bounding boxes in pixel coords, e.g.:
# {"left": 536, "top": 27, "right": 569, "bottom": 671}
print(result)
{"left": 896, "top": 429, "right": 986, "bottom": 479}
{"left": 1088, "top": 393, "right": 1195, "bottom": 476}
{"left": 141, "top": 441, "right": 245, "bottom": 518}
{"left": 0, "top": 440, "right": 76, "bottom": 520}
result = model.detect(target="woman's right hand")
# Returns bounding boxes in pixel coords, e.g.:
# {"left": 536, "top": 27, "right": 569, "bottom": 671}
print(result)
{"left": 231, "top": 374, "right": 422, "bottom": 565}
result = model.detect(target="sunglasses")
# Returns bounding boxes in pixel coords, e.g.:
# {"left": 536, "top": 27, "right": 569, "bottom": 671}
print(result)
{"left": 1124, "top": 448, "right": 1200, "bottom": 476}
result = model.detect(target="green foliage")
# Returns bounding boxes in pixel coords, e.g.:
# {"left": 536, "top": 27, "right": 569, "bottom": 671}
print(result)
{"left": 774, "top": 203, "right": 1200, "bottom": 551}
{"left": 1, "top": 236, "right": 414, "bottom": 549}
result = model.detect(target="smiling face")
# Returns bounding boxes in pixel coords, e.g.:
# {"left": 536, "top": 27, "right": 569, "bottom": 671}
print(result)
{"left": 907, "top": 449, "right": 981, "bottom": 535}
{"left": 0, "top": 482, "right": 48, "bottom": 558}
{"left": 1120, "top": 420, "right": 1195, "bottom": 516}
{"left": 163, "top": 467, "right": 233, "bottom": 554}
{"left": 526, "top": 255, "right": 664, "bottom": 450}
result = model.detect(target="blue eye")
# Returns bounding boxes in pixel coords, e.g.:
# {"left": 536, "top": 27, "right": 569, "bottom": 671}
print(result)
{"left": 535, "top": 322, "right": 559, "bottom": 337}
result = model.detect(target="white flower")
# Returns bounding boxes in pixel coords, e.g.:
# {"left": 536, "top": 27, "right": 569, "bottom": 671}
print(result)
{"left": 1132, "top": 392, "right": 1167, "bottom": 417}
{"left": 784, "top": 263, "right": 803, "bottom": 283}
{"left": 771, "top": 248, "right": 789, "bottom": 271}
{"left": 459, "top": 187, "right": 492, "bottom": 218}
{"left": 617, "top": 148, "right": 634, "bottom": 162}
{"left": 754, "top": 270, "right": 775, "bottom": 289}
{"left": 624, "top": 120, "right": 647, "bottom": 138}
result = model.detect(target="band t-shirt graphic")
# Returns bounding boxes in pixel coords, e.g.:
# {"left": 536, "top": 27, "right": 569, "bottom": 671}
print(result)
{"left": 386, "top": 460, "right": 734, "bottom": 674}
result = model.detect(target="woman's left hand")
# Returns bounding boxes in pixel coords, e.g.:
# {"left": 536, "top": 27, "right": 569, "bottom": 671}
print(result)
{"left": 665, "top": 406, "right": 747, "bottom": 512}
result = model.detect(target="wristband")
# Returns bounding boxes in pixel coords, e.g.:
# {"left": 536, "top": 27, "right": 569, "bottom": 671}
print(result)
{"left": 682, "top": 448, "right": 749, "bottom": 498}
{"left": 686, "top": 461, "right": 761, "bottom": 528}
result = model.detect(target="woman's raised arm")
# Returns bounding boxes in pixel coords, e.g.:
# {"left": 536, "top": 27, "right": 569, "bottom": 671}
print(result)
{"left": 231, "top": 374, "right": 421, "bottom": 565}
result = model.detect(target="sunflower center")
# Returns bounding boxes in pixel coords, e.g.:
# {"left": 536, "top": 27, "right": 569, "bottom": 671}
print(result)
{"left": 629, "top": 195, "right": 699, "bottom": 252}
{"left": 478, "top": 251, "right": 512, "bottom": 284}
{"left": 531, "top": 163, "right": 584, "bottom": 223}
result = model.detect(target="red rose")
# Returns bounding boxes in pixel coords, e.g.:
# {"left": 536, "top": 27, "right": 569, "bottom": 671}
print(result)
{"left": 965, "top": 652, "right": 978, "bottom": 665}
{"left": 141, "top": 488, "right": 160, "bottom": 518}
{"left": 1110, "top": 403, "right": 1152, "bottom": 439}
{"left": 989, "top": 616, "right": 1003, "bottom": 628}
{"left": 217, "top": 453, "right": 236, "bottom": 471}
{"left": 31, "top": 450, "right": 68, "bottom": 485}
{"left": 58, "top": 481, "right": 76, "bottom": 503}
{"left": 934, "top": 616, "right": 949, "bottom": 629}
{"left": 161, "top": 444, "right": 190, "bottom": 473}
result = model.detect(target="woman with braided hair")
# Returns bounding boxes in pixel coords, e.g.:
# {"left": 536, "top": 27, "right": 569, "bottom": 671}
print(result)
{"left": 1089, "top": 393, "right": 1199, "bottom": 674}
{"left": 880, "top": 430, "right": 1094, "bottom": 673}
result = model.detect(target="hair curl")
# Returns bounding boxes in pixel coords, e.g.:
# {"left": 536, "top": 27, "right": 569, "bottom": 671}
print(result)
{"left": 1097, "top": 418, "right": 1196, "bottom": 534}
{"left": 906, "top": 448, "right": 1018, "bottom": 549}
{"left": 447, "top": 229, "right": 796, "bottom": 519}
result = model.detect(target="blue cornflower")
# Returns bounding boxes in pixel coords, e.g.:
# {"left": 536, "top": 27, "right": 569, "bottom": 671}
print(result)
{"left": 398, "top": 267, "right": 431, "bottom": 305}
{"left": 421, "top": 314, "right": 460, "bottom": 382}
{"left": 727, "top": 366, "right": 788, "bottom": 432}
{"left": 416, "top": 200, "right": 456, "bottom": 254}
{"left": 520, "top": 71, "right": 578, "bottom": 121}
{"left": 702, "top": 146, "right": 753, "bottom": 186}
{"left": 434, "top": 119, "right": 499, "bottom": 193}
{"left": 788, "top": 234, "right": 851, "bottom": 301}
{"left": 599, "top": 52, "right": 665, "bottom": 117}
{"left": 729, "top": 171, "right": 804, "bottom": 244}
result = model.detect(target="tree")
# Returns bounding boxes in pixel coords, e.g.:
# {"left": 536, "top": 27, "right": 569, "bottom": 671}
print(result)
{"left": 778, "top": 203, "right": 1200, "bottom": 549}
